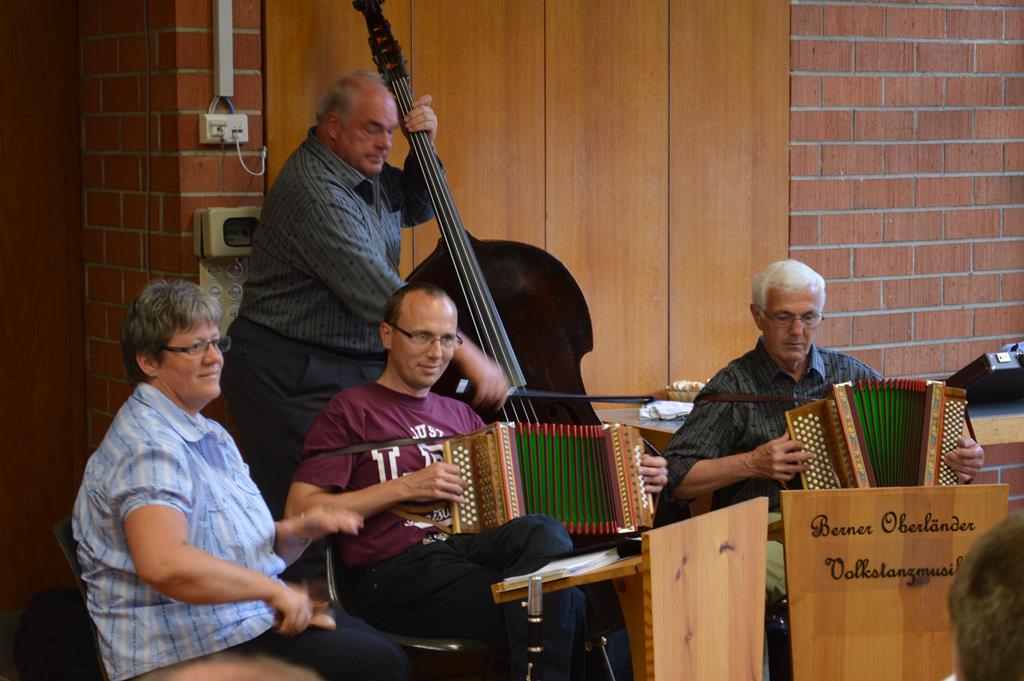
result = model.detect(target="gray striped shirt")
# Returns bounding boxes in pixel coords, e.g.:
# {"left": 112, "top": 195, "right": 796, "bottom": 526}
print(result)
{"left": 240, "top": 128, "right": 435, "bottom": 352}
{"left": 664, "top": 339, "right": 880, "bottom": 511}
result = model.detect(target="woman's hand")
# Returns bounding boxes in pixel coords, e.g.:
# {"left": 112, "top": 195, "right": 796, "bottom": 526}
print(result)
{"left": 274, "top": 507, "right": 363, "bottom": 565}
{"left": 295, "top": 506, "right": 364, "bottom": 539}
{"left": 267, "top": 581, "right": 314, "bottom": 636}
{"left": 309, "top": 599, "right": 336, "bottom": 631}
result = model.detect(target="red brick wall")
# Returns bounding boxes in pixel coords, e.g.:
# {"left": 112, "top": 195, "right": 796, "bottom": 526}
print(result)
{"left": 790, "top": 0, "right": 1024, "bottom": 384}
{"left": 790, "top": 0, "right": 1022, "bottom": 506}
{"left": 79, "top": 0, "right": 263, "bottom": 444}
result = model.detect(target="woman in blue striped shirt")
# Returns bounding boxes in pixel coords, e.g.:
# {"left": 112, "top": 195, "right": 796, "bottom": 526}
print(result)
{"left": 73, "top": 279, "right": 407, "bottom": 681}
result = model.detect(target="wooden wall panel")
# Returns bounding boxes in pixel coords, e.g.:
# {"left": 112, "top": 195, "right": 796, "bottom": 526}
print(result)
{"left": 669, "top": 0, "right": 790, "bottom": 383}
{"left": 545, "top": 0, "right": 670, "bottom": 396}
{"left": 0, "top": 0, "right": 84, "bottom": 609}
{"left": 410, "top": 1, "right": 546, "bottom": 261}
{"left": 263, "top": 0, "right": 790, "bottom": 398}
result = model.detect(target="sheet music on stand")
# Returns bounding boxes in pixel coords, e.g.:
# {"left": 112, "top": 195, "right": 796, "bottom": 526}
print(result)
{"left": 501, "top": 537, "right": 641, "bottom": 590}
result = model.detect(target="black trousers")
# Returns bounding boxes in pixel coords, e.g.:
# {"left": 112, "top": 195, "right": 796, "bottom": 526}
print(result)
{"left": 221, "top": 317, "right": 385, "bottom": 579}
{"left": 229, "top": 612, "right": 409, "bottom": 681}
{"left": 355, "top": 515, "right": 587, "bottom": 681}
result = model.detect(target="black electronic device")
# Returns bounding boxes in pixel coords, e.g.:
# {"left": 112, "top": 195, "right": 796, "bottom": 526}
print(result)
{"left": 947, "top": 342, "right": 1024, "bottom": 403}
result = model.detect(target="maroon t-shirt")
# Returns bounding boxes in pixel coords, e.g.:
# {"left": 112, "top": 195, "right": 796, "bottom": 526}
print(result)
{"left": 295, "top": 381, "right": 484, "bottom": 568}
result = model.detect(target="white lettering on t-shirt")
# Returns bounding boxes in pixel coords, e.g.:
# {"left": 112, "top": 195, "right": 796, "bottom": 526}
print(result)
{"left": 417, "top": 442, "right": 444, "bottom": 467}
{"left": 409, "top": 423, "right": 446, "bottom": 439}
{"left": 370, "top": 424, "right": 452, "bottom": 483}
{"left": 407, "top": 423, "right": 446, "bottom": 469}
{"left": 370, "top": 446, "right": 401, "bottom": 483}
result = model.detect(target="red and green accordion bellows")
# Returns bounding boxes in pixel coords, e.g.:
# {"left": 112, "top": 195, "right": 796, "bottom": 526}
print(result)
{"left": 443, "top": 422, "right": 654, "bottom": 535}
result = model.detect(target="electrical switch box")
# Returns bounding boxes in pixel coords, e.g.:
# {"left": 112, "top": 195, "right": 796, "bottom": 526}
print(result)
{"left": 193, "top": 207, "right": 259, "bottom": 258}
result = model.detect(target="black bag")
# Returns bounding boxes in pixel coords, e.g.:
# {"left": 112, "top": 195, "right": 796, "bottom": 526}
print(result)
{"left": 14, "top": 588, "right": 104, "bottom": 681}
{"left": 947, "top": 346, "right": 1024, "bottom": 403}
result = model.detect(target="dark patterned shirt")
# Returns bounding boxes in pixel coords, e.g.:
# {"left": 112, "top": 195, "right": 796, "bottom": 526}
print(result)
{"left": 240, "top": 128, "right": 435, "bottom": 352}
{"left": 664, "top": 339, "right": 880, "bottom": 511}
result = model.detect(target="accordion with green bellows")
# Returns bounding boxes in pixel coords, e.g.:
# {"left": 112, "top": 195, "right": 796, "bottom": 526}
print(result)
{"left": 442, "top": 422, "right": 653, "bottom": 535}
{"left": 785, "top": 379, "right": 967, "bottom": 490}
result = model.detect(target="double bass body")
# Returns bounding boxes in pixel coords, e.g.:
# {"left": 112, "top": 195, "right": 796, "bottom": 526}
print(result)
{"left": 412, "top": 233, "right": 601, "bottom": 426}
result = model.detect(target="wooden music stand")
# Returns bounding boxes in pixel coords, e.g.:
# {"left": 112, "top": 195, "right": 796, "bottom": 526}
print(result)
{"left": 782, "top": 484, "right": 1008, "bottom": 681}
{"left": 493, "top": 497, "right": 768, "bottom": 681}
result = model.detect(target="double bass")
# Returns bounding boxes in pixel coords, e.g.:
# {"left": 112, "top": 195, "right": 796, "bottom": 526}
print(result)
{"left": 353, "top": 6, "right": 669, "bottom": 648}
{"left": 355, "top": 0, "right": 613, "bottom": 427}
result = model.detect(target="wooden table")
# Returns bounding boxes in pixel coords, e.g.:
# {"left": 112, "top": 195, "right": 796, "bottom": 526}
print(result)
{"left": 594, "top": 407, "right": 682, "bottom": 451}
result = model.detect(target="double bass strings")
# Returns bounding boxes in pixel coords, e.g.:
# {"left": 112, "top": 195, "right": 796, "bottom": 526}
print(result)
{"left": 389, "top": 77, "right": 540, "bottom": 424}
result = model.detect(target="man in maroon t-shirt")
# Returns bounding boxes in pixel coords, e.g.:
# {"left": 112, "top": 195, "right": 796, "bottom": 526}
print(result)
{"left": 286, "top": 282, "right": 667, "bottom": 681}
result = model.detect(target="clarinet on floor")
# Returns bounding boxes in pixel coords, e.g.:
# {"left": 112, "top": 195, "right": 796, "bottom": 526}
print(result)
{"left": 526, "top": 575, "right": 543, "bottom": 681}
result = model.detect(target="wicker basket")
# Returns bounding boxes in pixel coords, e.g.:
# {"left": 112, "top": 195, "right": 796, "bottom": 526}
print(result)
{"left": 665, "top": 379, "right": 706, "bottom": 402}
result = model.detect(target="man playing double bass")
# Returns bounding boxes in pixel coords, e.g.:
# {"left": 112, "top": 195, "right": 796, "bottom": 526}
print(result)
{"left": 286, "top": 282, "right": 670, "bottom": 681}
{"left": 222, "top": 72, "right": 507, "bottom": 562}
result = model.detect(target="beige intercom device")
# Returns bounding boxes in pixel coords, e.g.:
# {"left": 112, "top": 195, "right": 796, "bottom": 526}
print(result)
{"left": 193, "top": 207, "right": 260, "bottom": 334}
{"left": 193, "top": 206, "right": 259, "bottom": 258}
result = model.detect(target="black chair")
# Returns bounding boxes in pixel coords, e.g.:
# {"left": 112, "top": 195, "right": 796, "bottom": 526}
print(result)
{"left": 52, "top": 517, "right": 112, "bottom": 681}
{"left": 324, "top": 538, "right": 499, "bottom": 679}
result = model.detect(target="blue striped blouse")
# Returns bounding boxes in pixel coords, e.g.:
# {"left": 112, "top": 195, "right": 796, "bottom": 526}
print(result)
{"left": 72, "top": 383, "right": 284, "bottom": 680}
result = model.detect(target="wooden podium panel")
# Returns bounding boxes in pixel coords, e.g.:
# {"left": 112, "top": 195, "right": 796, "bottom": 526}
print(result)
{"left": 643, "top": 497, "right": 767, "bottom": 681}
{"left": 782, "top": 485, "right": 1008, "bottom": 681}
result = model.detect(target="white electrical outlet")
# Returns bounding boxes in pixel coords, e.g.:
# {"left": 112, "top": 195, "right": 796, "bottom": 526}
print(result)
{"left": 200, "top": 113, "right": 249, "bottom": 144}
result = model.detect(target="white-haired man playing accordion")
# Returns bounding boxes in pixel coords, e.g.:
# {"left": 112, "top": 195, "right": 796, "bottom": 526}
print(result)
{"left": 664, "top": 259, "right": 985, "bottom": 604}
{"left": 287, "top": 281, "right": 669, "bottom": 681}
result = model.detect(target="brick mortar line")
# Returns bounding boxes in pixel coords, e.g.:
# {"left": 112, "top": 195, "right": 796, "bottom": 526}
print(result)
{"left": 175, "top": 191, "right": 264, "bottom": 198}
{"left": 792, "top": 172, "right": 1024, "bottom": 180}
{"left": 86, "top": 190, "right": 266, "bottom": 198}
{"left": 790, "top": 36, "right": 1024, "bottom": 44}
{"left": 81, "top": 149, "right": 266, "bottom": 156}
{"left": 790, "top": 40, "right": 1024, "bottom": 46}
{"left": 791, "top": 0, "right": 1024, "bottom": 7}
{"left": 835, "top": 339, "right": 1022, "bottom": 354}
{"left": 83, "top": 228, "right": 192, "bottom": 237}
{"left": 792, "top": 204, "right": 1024, "bottom": 209}
{"left": 791, "top": 70, "right": 1024, "bottom": 77}
{"left": 791, "top": 236, "right": 1024, "bottom": 245}
{"left": 81, "top": 27, "right": 261, "bottom": 38}
{"left": 791, "top": 106, "right": 1024, "bottom": 111}
{"left": 790, "top": 141, "right": 1024, "bottom": 145}
{"left": 79, "top": 69, "right": 263, "bottom": 78}
{"left": 80, "top": 110, "right": 264, "bottom": 115}
{"left": 791, "top": 208, "right": 1024, "bottom": 216}
{"left": 82, "top": 189, "right": 262, "bottom": 195}
{"left": 826, "top": 270, "right": 1021, "bottom": 277}
{"left": 828, "top": 305, "right": 1024, "bottom": 317}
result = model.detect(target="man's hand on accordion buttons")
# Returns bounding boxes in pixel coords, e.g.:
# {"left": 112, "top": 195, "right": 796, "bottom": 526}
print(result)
{"left": 746, "top": 433, "right": 813, "bottom": 483}
{"left": 639, "top": 453, "right": 669, "bottom": 494}
{"left": 945, "top": 437, "right": 985, "bottom": 484}
{"left": 399, "top": 462, "right": 468, "bottom": 504}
